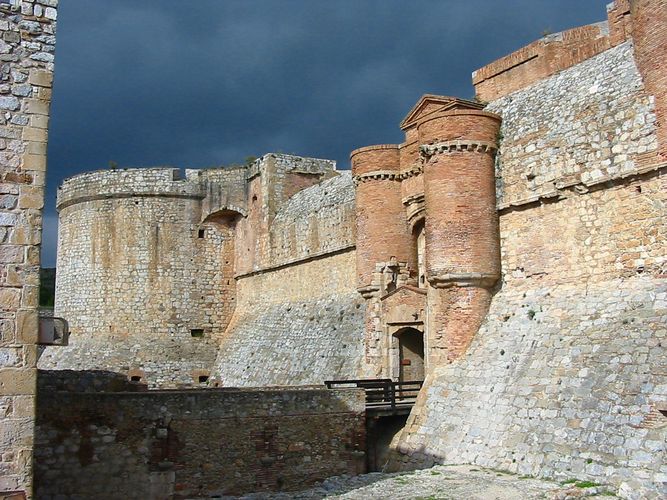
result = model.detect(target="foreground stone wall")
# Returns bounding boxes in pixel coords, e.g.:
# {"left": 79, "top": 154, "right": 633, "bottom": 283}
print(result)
{"left": 391, "top": 33, "right": 666, "bottom": 496}
{"left": 0, "top": 1, "right": 57, "bottom": 496}
{"left": 34, "top": 385, "right": 366, "bottom": 499}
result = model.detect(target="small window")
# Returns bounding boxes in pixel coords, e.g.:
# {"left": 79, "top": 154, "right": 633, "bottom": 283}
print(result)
{"left": 130, "top": 375, "right": 142, "bottom": 382}
{"left": 191, "top": 329, "right": 204, "bottom": 338}
{"left": 198, "top": 375, "right": 209, "bottom": 383}
{"left": 198, "top": 229, "right": 205, "bottom": 238}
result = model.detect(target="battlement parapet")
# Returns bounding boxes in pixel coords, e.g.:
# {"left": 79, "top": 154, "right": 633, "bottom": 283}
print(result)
{"left": 56, "top": 167, "right": 204, "bottom": 210}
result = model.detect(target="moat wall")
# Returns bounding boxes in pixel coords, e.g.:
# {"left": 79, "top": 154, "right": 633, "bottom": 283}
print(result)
{"left": 391, "top": 30, "right": 666, "bottom": 497}
{"left": 34, "top": 377, "right": 366, "bottom": 499}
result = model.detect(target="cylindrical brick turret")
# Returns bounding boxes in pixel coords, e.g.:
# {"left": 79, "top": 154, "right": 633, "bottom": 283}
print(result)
{"left": 418, "top": 109, "right": 501, "bottom": 362}
{"left": 351, "top": 145, "right": 413, "bottom": 296}
{"left": 630, "top": 0, "right": 667, "bottom": 159}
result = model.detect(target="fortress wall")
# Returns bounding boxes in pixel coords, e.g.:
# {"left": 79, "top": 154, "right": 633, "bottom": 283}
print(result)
{"left": 392, "top": 41, "right": 666, "bottom": 495}
{"left": 393, "top": 175, "right": 666, "bottom": 494}
{"left": 488, "top": 42, "right": 657, "bottom": 209}
{"left": 56, "top": 167, "right": 203, "bottom": 209}
{"left": 268, "top": 172, "right": 356, "bottom": 269}
{"left": 0, "top": 1, "right": 58, "bottom": 495}
{"left": 40, "top": 169, "right": 229, "bottom": 387}
{"left": 473, "top": 21, "right": 613, "bottom": 102}
{"left": 212, "top": 249, "right": 366, "bottom": 387}
{"left": 233, "top": 154, "right": 338, "bottom": 276}
{"left": 189, "top": 166, "right": 248, "bottom": 220}
{"left": 34, "top": 387, "right": 366, "bottom": 499}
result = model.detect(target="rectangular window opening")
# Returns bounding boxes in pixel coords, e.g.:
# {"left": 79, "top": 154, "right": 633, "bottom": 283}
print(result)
{"left": 191, "top": 329, "right": 204, "bottom": 338}
{"left": 198, "top": 375, "right": 209, "bottom": 383}
{"left": 198, "top": 229, "right": 206, "bottom": 238}
{"left": 130, "top": 375, "right": 142, "bottom": 382}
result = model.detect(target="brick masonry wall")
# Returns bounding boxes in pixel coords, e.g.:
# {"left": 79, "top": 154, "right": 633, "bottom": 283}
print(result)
{"left": 34, "top": 386, "right": 366, "bottom": 499}
{"left": 631, "top": 0, "right": 667, "bottom": 159}
{"left": 269, "top": 172, "right": 356, "bottom": 270}
{"left": 0, "top": 0, "right": 57, "bottom": 496}
{"left": 212, "top": 249, "right": 367, "bottom": 386}
{"left": 233, "top": 154, "right": 338, "bottom": 277}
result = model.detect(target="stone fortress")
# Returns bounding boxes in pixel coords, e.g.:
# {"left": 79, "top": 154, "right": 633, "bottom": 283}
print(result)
{"left": 0, "top": 0, "right": 665, "bottom": 498}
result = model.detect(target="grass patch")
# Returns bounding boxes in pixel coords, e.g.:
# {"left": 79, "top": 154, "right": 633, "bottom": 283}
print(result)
{"left": 561, "top": 479, "right": 577, "bottom": 485}
{"left": 575, "top": 481, "right": 600, "bottom": 488}
{"left": 430, "top": 471, "right": 441, "bottom": 475}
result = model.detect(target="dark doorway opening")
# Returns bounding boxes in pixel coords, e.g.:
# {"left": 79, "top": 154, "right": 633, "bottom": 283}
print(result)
{"left": 396, "top": 327, "right": 425, "bottom": 383}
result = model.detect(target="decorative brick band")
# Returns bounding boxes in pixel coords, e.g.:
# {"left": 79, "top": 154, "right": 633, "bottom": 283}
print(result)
{"left": 419, "top": 141, "right": 498, "bottom": 158}
{"left": 353, "top": 164, "right": 423, "bottom": 184}
{"left": 428, "top": 272, "right": 500, "bottom": 289}
{"left": 420, "top": 140, "right": 498, "bottom": 158}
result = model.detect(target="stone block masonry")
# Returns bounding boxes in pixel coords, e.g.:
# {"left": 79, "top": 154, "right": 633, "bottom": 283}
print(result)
{"left": 0, "top": 0, "right": 57, "bottom": 497}
{"left": 212, "top": 249, "right": 366, "bottom": 386}
{"left": 34, "top": 385, "right": 366, "bottom": 499}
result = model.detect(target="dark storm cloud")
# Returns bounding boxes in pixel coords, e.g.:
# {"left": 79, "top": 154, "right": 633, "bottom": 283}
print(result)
{"left": 41, "top": 0, "right": 608, "bottom": 265}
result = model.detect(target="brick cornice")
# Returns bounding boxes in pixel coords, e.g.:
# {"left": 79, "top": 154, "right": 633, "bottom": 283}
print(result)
{"left": 420, "top": 140, "right": 498, "bottom": 158}
{"left": 353, "top": 164, "right": 423, "bottom": 184}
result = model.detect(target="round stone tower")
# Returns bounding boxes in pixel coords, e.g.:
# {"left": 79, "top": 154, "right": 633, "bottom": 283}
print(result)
{"left": 630, "top": 0, "right": 667, "bottom": 158}
{"left": 350, "top": 145, "right": 413, "bottom": 296}
{"left": 418, "top": 107, "right": 501, "bottom": 362}
{"left": 39, "top": 168, "right": 230, "bottom": 387}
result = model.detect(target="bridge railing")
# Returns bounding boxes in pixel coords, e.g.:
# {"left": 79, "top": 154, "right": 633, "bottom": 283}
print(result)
{"left": 324, "top": 379, "right": 423, "bottom": 410}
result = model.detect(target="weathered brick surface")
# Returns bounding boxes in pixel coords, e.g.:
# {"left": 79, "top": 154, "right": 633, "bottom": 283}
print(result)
{"left": 0, "top": 1, "right": 57, "bottom": 496}
{"left": 34, "top": 385, "right": 366, "bottom": 499}
{"left": 631, "top": 0, "right": 667, "bottom": 159}
{"left": 351, "top": 145, "right": 413, "bottom": 290}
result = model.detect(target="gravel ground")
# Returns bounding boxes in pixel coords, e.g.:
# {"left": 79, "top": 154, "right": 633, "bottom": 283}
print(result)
{"left": 220, "top": 464, "right": 617, "bottom": 499}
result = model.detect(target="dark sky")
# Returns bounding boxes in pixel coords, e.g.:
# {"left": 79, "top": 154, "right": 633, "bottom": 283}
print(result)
{"left": 42, "top": 0, "right": 609, "bottom": 266}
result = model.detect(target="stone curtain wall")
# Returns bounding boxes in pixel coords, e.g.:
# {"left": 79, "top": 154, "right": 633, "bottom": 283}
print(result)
{"left": 212, "top": 174, "right": 365, "bottom": 387}
{"left": 34, "top": 387, "right": 366, "bottom": 499}
{"left": 212, "top": 249, "right": 366, "bottom": 386}
{"left": 39, "top": 168, "right": 224, "bottom": 387}
{"left": 488, "top": 42, "right": 657, "bottom": 209}
{"left": 0, "top": 0, "right": 57, "bottom": 496}
{"left": 269, "top": 173, "right": 356, "bottom": 268}
{"left": 391, "top": 40, "right": 666, "bottom": 496}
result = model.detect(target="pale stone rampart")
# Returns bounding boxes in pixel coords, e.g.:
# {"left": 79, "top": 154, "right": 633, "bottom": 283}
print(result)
{"left": 489, "top": 42, "right": 657, "bottom": 209}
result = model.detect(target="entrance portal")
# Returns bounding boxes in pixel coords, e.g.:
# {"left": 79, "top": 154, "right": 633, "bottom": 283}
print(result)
{"left": 395, "top": 327, "right": 425, "bottom": 382}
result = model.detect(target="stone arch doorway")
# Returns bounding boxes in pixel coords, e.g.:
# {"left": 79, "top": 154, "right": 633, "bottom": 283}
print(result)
{"left": 394, "top": 327, "right": 425, "bottom": 382}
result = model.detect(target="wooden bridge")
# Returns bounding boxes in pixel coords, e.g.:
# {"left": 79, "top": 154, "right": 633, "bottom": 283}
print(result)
{"left": 324, "top": 378, "right": 423, "bottom": 416}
